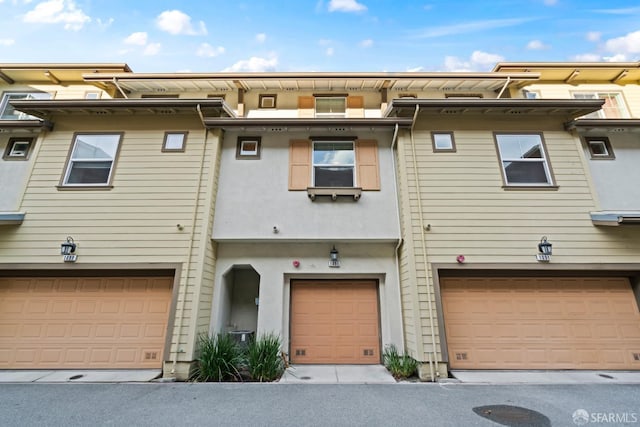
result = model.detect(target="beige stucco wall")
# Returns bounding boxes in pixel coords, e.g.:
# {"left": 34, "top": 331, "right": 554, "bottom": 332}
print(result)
{"left": 396, "top": 115, "right": 640, "bottom": 379}
{"left": 0, "top": 114, "right": 221, "bottom": 380}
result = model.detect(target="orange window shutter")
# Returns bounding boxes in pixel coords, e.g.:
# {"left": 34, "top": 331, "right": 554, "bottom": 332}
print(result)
{"left": 356, "top": 140, "right": 380, "bottom": 190}
{"left": 347, "top": 96, "right": 364, "bottom": 109}
{"left": 289, "top": 140, "right": 311, "bottom": 190}
{"left": 298, "top": 96, "right": 315, "bottom": 109}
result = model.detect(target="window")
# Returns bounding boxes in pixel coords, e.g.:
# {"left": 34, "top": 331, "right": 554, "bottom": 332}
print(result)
{"left": 431, "top": 132, "right": 456, "bottom": 152}
{"left": 495, "top": 133, "right": 554, "bottom": 186}
{"left": 3, "top": 137, "right": 34, "bottom": 160}
{"left": 315, "top": 97, "right": 346, "bottom": 118}
{"left": 85, "top": 91, "right": 101, "bottom": 99}
{"left": 0, "top": 92, "right": 52, "bottom": 120}
{"left": 62, "top": 133, "right": 122, "bottom": 186}
{"left": 162, "top": 132, "right": 187, "bottom": 152}
{"left": 585, "top": 136, "right": 615, "bottom": 160}
{"left": 236, "top": 137, "right": 261, "bottom": 159}
{"left": 573, "top": 92, "right": 629, "bottom": 119}
{"left": 259, "top": 94, "right": 276, "bottom": 109}
{"left": 523, "top": 90, "right": 540, "bottom": 99}
{"left": 312, "top": 141, "right": 355, "bottom": 187}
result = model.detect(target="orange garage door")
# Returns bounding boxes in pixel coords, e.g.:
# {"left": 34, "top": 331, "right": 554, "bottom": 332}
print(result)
{"left": 290, "top": 280, "right": 380, "bottom": 364}
{"left": 441, "top": 277, "right": 640, "bottom": 370}
{"left": 0, "top": 275, "right": 173, "bottom": 369}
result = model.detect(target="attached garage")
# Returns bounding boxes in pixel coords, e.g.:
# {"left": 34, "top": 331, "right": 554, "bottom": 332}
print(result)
{"left": 290, "top": 280, "right": 380, "bottom": 364}
{"left": 0, "top": 274, "right": 173, "bottom": 369}
{"left": 441, "top": 276, "right": 640, "bottom": 370}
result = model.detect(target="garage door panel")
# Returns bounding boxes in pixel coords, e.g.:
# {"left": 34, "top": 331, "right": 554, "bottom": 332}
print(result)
{"left": 0, "top": 276, "right": 172, "bottom": 369}
{"left": 290, "top": 280, "right": 380, "bottom": 364}
{"left": 442, "top": 276, "right": 640, "bottom": 370}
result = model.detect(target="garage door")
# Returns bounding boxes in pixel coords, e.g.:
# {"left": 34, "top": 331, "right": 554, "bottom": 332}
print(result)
{"left": 290, "top": 280, "right": 380, "bottom": 364}
{"left": 0, "top": 275, "right": 173, "bottom": 369}
{"left": 441, "top": 277, "right": 640, "bottom": 370}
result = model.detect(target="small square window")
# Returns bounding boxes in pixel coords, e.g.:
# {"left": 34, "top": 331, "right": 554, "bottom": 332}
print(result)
{"left": 162, "top": 132, "right": 188, "bottom": 152}
{"left": 3, "top": 137, "right": 35, "bottom": 160}
{"left": 85, "top": 92, "right": 101, "bottom": 99}
{"left": 523, "top": 90, "right": 540, "bottom": 99}
{"left": 259, "top": 94, "right": 276, "bottom": 109}
{"left": 585, "top": 137, "right": 615, "bottom": 160}
{"left": 236, "top": 137, "right": 261, "bottom": 159}
{"left": 431, "top": 132, "right": 456, "bottom": 152}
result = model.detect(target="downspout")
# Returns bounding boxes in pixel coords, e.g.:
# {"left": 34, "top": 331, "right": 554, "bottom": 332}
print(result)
{"left": 409, "top": 105, "right": 439, "bottom": 380}
{"left": 390, "top": 123, "right": 405, "bottom": 352}
{"left": 171, "top": 104, "right": 209, "bottom": 376}
{"left": 496, "top": 76, "right": 511, "bottom": 99}
{"left": 112, "top": 77, "right": 128, "bottom": 99}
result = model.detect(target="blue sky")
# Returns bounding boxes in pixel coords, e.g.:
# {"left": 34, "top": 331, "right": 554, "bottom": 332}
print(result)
{"left": 0, "top": 0, "right": 639, "bottom": 72}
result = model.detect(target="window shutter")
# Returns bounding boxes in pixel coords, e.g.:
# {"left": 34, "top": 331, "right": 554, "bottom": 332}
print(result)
{"left": 347, "top": 96, "right": 364, "bottom": 118}
{"left": 298, "top": 96, "right": 315, "bottom": 118}
{"left": 289, "top": 140, "right": 311, "bottom": 190}
{"left": 356, "top": 140, "right": 380, "bottom": 190}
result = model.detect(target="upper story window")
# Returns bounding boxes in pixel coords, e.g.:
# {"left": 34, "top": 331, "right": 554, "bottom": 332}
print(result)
{"left": 61, "top": 133, "right": 122, "bottom": 187}
{"left": 313, "top": 141, "right": 355, "bottom": 187}
{"left": 523, "top": 90, "right": 540, "bottom": 99}
{"left": 573, "top": 92, "right": 629, "bottom": 119}
{"left": 0, "top": 92, "right": 52, "bottom": 120}
{"left": 259, "top": 94, "right": 276, "bottom": 109}
{"left": 584, "top": 136, "right": 615, "bottom": 160}
{"left": 3, "top": 137, "right": 35, "bottom": 160}
{"left": 495, "top": 133, "right": 554, "bottom": 187}
{"left": 315, "top": 97, "right": 346, "bottom": 118}
{"left": 431, "top": 132, "right": 456, "bottom": 152}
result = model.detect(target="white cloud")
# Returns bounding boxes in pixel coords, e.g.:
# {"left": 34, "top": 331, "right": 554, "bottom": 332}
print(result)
{"left": 143, "top": 43, "right": 161, "bottom": 56}
{"left": 571, "top": 53, "right": 602, "bottom": 61}
{"left": 412, "top": 17, "right": 536, "bottom": 38}
{"left": 222, "top": 55, "right": 278, "bottom": 72}
{"left": 328, "top": 0, "right": 367, "bottom": 13}
{"left": 0, "top": 38, "right": 15, "bottom": 46}
{"left": 96, "top": 17, "right": 114, "bottom": 29}
{"left": 604, "top": 30, "right": 640, "bottom": 58}
{"left": 156, "top": 10, "right": 207, "bottom": 35}
{"left": 124, "top": 32, "right": 147, "bottom": 46}
{"left": 443, "top": 50, "right": 505, "bottom": 71}
{"left": 603, "top": 54, "right": 628, "bottom": 62}
{"left": 526, "top": 40, "right": 549, "bottom": 50}
{"left": 197, "top": 43, "right": 225, "bottom": 57}
{"left": 23, "top": 0, "right": 90, "bottom": 31}
{"left": 406, "top": 66, "right": 424, "bottom": 72}
{"left": 326, "top": 47, "right": 334, "bottom": 56}
{"left": 359, "top": 39, "right": 373, "bottom": 47}
{"left": 256, "top": 33, "right": 266, "bottom": 43}
{"left": 586, "top": 31, "right": 601, "bottom": 42}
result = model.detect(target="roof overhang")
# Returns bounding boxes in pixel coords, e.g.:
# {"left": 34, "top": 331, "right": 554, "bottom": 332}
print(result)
{"left": 82, "top": 72, "right": 540, "bottom": 94}
{"left": 493, "top": 62, "right": 640, "bottom": 85}
{"left": 566, "top": 118, "right": 640, "bottom": 133}
{"left": 0, "top": 119, "right": 53, "bottom": 132}
{"left": 0, "top": 63, "right": 131, "bottom": 85}
{"left": 590, "top": 211, "right": 640, "bottom": 226}
{"left": 9, "top": 98, "right": 235, "bottom": 120}
{"left": 0, "top": 212, "right": 25, "bottom": 225}
{"left": 385, "top": 98, "right": 605, "bottom": 120}
{"left": 202, "top": 117, "right": 413, "bottom": 131}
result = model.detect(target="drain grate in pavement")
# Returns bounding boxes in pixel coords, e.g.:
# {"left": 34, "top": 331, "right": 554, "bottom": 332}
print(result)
{"left": 68, "top": 374, "right": 84, "bottom": 381}
{"left": 598, "top": 374, "right": 614, "bottom": 379}
{"left": 473, "top": 405, "right": 550, "bottom": 427}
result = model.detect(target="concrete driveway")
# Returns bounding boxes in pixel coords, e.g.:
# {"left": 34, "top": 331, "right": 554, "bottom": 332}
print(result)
{"left": 0, "top": 369, "right": 161, "bottom": 383}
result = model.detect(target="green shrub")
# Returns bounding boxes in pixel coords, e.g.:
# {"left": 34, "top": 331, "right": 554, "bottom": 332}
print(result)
{"left": 247, "top": 333, "right": 284, "bottom": 382}
{"left": 192, "top": 333, "right": 243, "bottom": 382}
{"left": 383, "top": 344, "right": 417, "bottom": 379}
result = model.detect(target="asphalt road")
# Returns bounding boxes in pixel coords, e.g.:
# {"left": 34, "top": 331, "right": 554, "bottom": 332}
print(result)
{"left": 1, "top": 383, "right": 639, "bottom": 426}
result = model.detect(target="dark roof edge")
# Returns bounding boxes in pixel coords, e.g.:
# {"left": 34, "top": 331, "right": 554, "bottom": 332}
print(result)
{"left": 567, "top": 118, "right": 640, "bottom": 129}
{"left": 203, "top": 117, "right": 413, "bottom": 128}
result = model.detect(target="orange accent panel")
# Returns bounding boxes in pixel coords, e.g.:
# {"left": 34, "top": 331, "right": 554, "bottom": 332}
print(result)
{"left": 0, "top": 276, "right": 172, "bottom": 369}
{"left": 298, "top": 96, "right": 315, "bottom": 109}
{"left": 290, "top": 280, "right": 380, "bottom": 364}
{"left": 356, "top": 140, "right": 380, "bottom": 190}
{"left": 441, "top": 277, "right": 640, "bottom": 370}
{"left": 288, "top": 139, "right": 311, "bottom": 190}
{"left": 347, "top": 96, "right": 364, "bottom": 109}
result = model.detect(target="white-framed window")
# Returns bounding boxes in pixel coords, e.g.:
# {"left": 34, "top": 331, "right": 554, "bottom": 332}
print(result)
{"left": 0, "top": 92, "right": 52, "bottom": 120}
{"left": 3, "top": 137, "right": 35, "bottom": 160}
{"left": 495, "top": 133, "right": 553, "bottom": 186}
{"left": 84, "top": 91, "right": 101, "bottom": 99}
{"left": 236, "top": 137, "right": 261, "bottom": 159}
{"left": 523, "top": 90, "right": 540, "bottom": 99}
{"left": 432, "top": 132, "right": 456, "bottom": 152}
{"left": 62, "top": 133, "right": 122, "bottom": 186}
{"left": 312, "top": 141, "right": 355, "bottom": 187}
{"left": 162, "top": 131, "right": 187, "bottom": 152}
{"left": 584, "top": 136, "right": 615, "bottom": 160}
{"left": 315, "top": 97, "right": 346, "bottom": 118}
{"left": 259, "top": 94, "right": 276, "bottom": 109}
{"left": 573, "top": 92, "right": 629, "bottom": 119}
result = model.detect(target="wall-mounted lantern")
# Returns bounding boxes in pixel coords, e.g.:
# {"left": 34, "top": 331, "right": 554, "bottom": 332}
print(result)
{"left": 536, "top": 236, "right": 552, "bottom": 262}
{"left": 329, "top": 246, "right": 340, "bottom": 268}
{"left": 61, "top": 236, "right": 77, "bottom": 262}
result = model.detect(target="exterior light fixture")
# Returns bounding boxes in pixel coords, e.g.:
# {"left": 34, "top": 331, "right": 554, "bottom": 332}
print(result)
{"left": 536, "top": 236, "right": 552, "bottom": 262}
{"left": 60, "top": 236, "right": 77, "bottom": 262}
{"left": 329, "top": 246, "right": 340, "bottom": 268}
